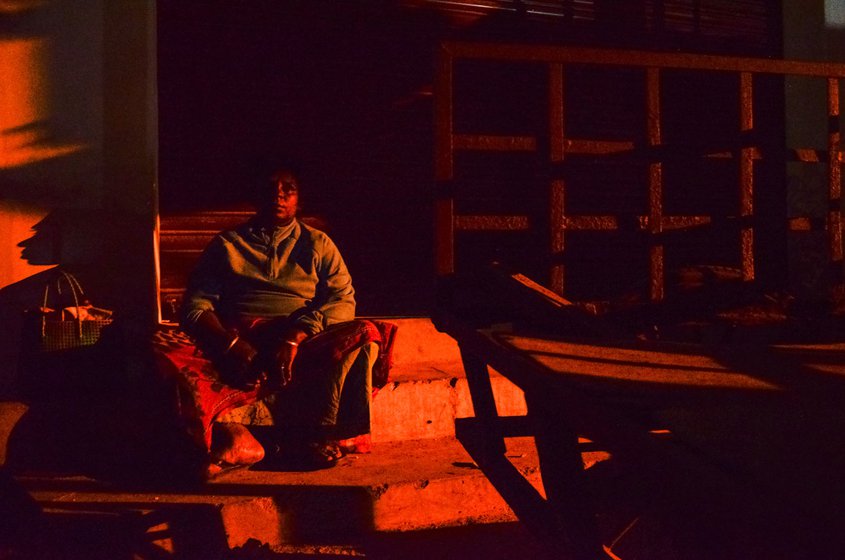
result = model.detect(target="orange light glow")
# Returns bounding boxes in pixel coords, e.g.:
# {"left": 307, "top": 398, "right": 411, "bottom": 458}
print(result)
{"left": 500, "top": 334, "right": 782, "bottom": 391}
{"left": 0, "top": 37, "right": 82, "bottom": 169}
{"left": 0, "top": 1, "right": 45, "bottom": 15}
{"left": 1, "top": 33, "right": 88, "bottom": 290}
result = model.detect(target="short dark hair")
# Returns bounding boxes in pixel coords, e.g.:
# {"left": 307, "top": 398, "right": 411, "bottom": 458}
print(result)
{"left": 248, "top": 158, "right": 303, "bottom": 203}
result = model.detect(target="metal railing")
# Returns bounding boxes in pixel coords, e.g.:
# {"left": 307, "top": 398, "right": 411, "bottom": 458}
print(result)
{"left": 435, "top": 41, "right": 845, "bottom": 301}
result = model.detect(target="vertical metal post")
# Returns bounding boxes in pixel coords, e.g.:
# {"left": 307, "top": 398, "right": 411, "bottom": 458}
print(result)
{"left": 435, "top": 45, "right": 456, "bottom": 276}
{"left": 549, "top": 63, "right": 566, "bottom": 295}
{"left": 739, "top": 72, "right": 755, "bottom": 281}
{"left": 828, "top": 78, "right": 843, "bottom": 267}
{"left": 647, "top": 67, "right": 664, "bottom": 302}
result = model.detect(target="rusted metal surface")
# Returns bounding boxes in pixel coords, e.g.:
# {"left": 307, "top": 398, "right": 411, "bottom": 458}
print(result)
{"left": 659, "top": 216, "right": 712, "bottom": 230}
{"left": 562, "top": 216, "right": 620, "bottom": 230}
{"left": 451, "top": 136, "right": 843, "bottom": 164}
{"left": 788, "top": 217, "right": 821, "bottom": 232}
{"left": 563, "top": 139, "right": 635, "bottom": 154}
{"left": 453, "top": 134, "right": 537, "bottom": 151}
{"left": 739, "top": 71, "right": 755, "bottom": 281}
{"left": 548, "top": 64, "right": 565, "bottom": 161}
{"left": 564, "top": 145, "right": 843, "bottom": 163}
{"left": 829, "top": 79, "right": 843, "bottom": 264}
{"left": 549, "top": 63, "right": 565, "bottom": 295}
{"left": 561, "top": 215, "right": 712, "bottom": 232}
{"left": 434, "top": 41, "right": 845, "bottom": 302}
{"left": 702, "top": 147, "right": 845, "bottom": 163}
{"left": 792, "top": 148, "right": 825, "bottom": 163}
{"left": 455, "top": 215, "right": 531, "bottom": 231}
{"left": 549, "top": 180, "right": 565, "bottom": 294}
{"left": 647, "top": 67, "right": 665, "bottom": 301}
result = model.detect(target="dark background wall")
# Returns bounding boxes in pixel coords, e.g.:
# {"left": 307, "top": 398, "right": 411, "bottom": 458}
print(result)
{"left": 156, "top": 0, "right": 786, "bottom": 316}
{"left": 158, "top": 1, "right": 447, "bottom": 316}
{"left": 783, "top": 0, "right": 845, "bottom": 298}
{"left": 9, "top": 0, "right": 842, "bottom": 394}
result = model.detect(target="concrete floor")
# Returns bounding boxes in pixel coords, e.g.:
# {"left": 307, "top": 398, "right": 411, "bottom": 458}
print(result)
{"left": 3, "top": 320, "right": 845, "bottom": 559}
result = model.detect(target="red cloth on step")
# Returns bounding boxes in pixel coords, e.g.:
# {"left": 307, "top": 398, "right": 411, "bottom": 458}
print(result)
{"left": 153, "top": 319, "right": 397, "bottom": 450}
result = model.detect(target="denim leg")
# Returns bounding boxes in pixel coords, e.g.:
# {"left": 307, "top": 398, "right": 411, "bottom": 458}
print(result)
{"left": 266, "top": 342, "right": 377, "bottom": 438}
{"left": 333, "top": 341, "right": 377, "bottom": 438}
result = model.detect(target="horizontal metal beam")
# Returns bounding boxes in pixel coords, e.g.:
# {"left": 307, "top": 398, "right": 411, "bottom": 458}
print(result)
{"left": 561, "top": 215, "right": 712, "bottom": 231}
{"left": 456, "top": 214, "right": 531, "bottom": 230}
{"left": 453, "top": 134, "right": 537, "bottom": 151}
{"left": 453, "top": 134, "right": 845, "bottom": 162}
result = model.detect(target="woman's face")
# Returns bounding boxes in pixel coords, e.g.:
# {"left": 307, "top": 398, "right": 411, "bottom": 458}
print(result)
{"left": 258, "top": 170, "right": 299, "bottom": 225}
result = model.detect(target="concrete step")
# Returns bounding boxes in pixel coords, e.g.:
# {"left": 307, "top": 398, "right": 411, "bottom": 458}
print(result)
{"left": 9, "top": 436, "right": 614, "bottom": 557}
{"left": 3, "top": 397, "right": 612, "bottom": 557}
{"left": 0, "top": 319, "right": 558, "bottom": 557}
{"left": 222, "top": 318, "right": 529, "bottom": 443}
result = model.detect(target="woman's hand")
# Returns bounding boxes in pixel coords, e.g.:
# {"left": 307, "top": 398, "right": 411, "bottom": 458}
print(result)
{"left": 219, "top": 336, "right": 260, "bottom": 388}
{"left": 272, "top": 328, "right": 309, "bottom": 386}
{"left": 191, "top": 310, "right": 261, "bottom": 388}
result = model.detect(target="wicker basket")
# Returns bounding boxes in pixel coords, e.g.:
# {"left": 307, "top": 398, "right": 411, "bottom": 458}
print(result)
{"left": 34, "top": 271, "right": 113, "bottom": 353}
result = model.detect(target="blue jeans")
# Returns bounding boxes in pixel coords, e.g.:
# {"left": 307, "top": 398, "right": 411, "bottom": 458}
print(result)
{"left": 266, "top": 341, "right": 377, "bottom": 440}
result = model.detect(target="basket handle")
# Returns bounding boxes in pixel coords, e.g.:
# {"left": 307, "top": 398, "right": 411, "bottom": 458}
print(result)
{"left": 41, "top": 270, "right": 86, "bottom": 339}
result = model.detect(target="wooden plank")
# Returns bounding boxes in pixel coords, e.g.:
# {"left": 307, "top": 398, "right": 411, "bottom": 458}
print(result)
{"left": 159, "top": 211, "right": 253, "bottom": 231}
{"left": 159, "top": 233, "right": 217, "bottom": 251}
{"left": 159, "top": 213, "right": 325, "bottom": 232}
{"left": 506, "top": 271, "right": 576, "bottom": 308}
{"left": 463, "top": 328, "right": 783, "bottom": 402}
{"left": 443, "top": 41, "right": 845, "bottom": 79}
{"left": 482, "top": 265, "right": 620, "bottom": 338}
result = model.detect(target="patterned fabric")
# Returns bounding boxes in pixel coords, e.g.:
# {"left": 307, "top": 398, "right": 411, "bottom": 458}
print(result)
{"left": 153, "top": 319, "right": 397, "bottom": 451}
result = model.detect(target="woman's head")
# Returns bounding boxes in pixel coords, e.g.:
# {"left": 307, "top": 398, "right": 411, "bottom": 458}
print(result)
{"left": 253, "top": 165, "right": 300, "bottom": 226}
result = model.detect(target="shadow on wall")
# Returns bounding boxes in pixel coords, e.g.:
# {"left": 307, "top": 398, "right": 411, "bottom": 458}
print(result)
{"left": 0, "top": 201, "right": 127, "bottom": 399}
{"left": 0, "top": 0, "right": 154, "bottom": 399}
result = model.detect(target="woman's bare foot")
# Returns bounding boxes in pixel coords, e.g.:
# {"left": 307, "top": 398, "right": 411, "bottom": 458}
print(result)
{"left": 210, "top": 423, "right": 265, "bottom": 466}
{"left": 333, "top": 433, "right": 372, "bottom": 454}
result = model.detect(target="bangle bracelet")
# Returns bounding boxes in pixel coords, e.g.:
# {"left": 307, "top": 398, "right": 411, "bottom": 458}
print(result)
{"left": 283, "top": 339, "right": 299, "bottom": 347}
{"left": 224, "top": 335, "right": 240, "bottom": 354}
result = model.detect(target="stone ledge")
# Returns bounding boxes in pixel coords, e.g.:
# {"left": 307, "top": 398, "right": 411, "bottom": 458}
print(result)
{"left": 16, "top": 437, "right": 568, "bottom": 550}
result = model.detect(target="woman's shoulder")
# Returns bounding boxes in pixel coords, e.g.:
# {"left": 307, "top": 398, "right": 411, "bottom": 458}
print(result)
{"left": 298, "top": 220, "right": 345, "bottom": 258}
{"left": 298, "top": 219, "right": 332, "bottom": 243}
{"left": 217, "top": 225, "right": 248, "bottom": 245}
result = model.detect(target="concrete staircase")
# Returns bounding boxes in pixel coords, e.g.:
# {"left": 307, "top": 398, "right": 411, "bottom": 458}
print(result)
{"left": 1, "top": 319, "right": 588, "bottom": 558}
